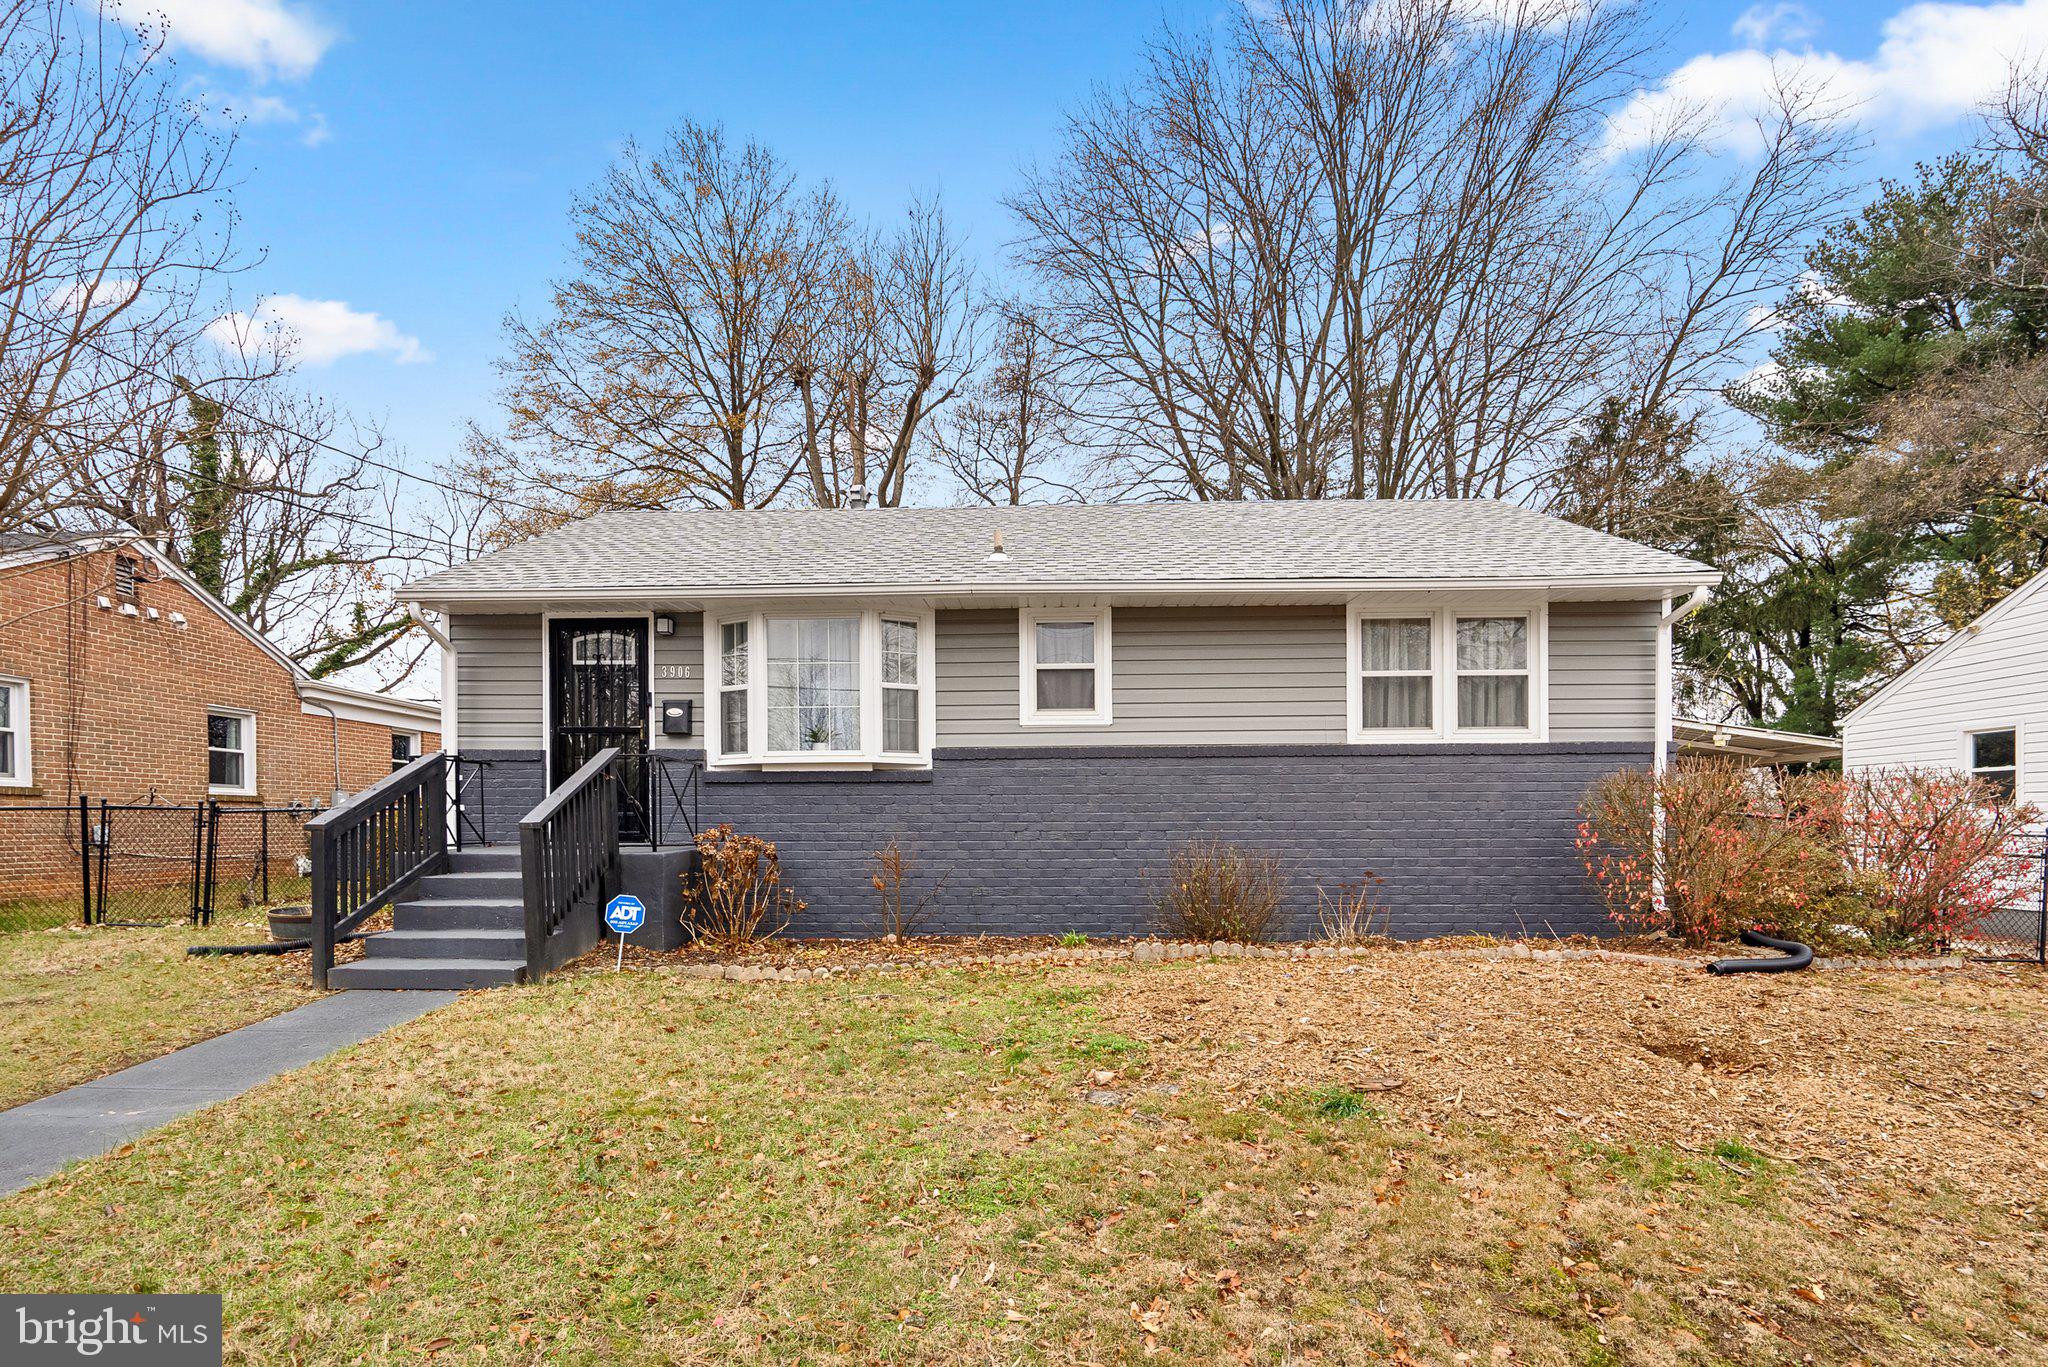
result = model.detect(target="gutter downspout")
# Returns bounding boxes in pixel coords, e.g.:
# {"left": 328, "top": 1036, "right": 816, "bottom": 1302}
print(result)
{"left": 1651, "top": 584, "right": 1714, "bottom": 918}
{"left": 406, "top": 603, "right": 456, "bottom": 755}
{"left": 1654, "top": 585, "right": 1713, "bottom": 775}
{"left": 302, "top": 697, "right": 346, "bottom": 806}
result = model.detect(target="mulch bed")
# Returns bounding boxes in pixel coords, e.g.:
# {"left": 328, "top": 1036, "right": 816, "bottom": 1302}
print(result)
{"left": 1080, "top": 954, "right": 2048, "bottom": 1209}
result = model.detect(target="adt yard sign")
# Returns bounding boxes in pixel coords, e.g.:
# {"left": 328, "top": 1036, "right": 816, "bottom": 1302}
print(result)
{"left": 605, "top": 894, "right": 647, "bottom": 971}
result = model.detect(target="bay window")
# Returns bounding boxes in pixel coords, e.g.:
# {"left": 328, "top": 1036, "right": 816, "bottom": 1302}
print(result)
{"left": 1347, "top": 604, "right": 1544, "bottom": 742}
{"left": 708, "top": 608, "right": 932, "bottom": 767}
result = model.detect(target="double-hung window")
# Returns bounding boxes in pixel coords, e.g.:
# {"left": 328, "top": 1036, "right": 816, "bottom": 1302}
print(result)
{"left": 719, "top": 621, "right": 750, "bottom": 755}
{"left": 1968, "top": 727, "right": 2019, "bottom": 802}
{"left": 881, "top": 617, "right": 921, "bottom": 754}
{"left": 1455, "top": 616, "right": 1532, "bottom": 732}
{"left": 1020, "top": 608, "right": 1112, "bottom": 726}
{"left": 1348, "top": 605, "right": 1543, "bottom": 742}
{"left": 1358, "top": 618, "right": 1433, "bottom": 732}
{"left": 391, "top": 731, "right": 420, "bottom": 772}
{"left": 0, "top": 677, "right": 28, "bottom": 787}
{"left": 208, "top": 708, "right": 255, "bottom": 795}
{"left": 709, "top": 609, "right": 931, "bottom": 767}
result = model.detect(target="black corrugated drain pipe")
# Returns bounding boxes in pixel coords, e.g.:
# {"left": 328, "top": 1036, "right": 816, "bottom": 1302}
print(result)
{"left": 1706, "top": 928, "right": 1813, "bottom": 975}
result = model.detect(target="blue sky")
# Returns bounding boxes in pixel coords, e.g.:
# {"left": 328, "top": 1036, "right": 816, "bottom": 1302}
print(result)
{"left": 145, "top": 0, "right": 2048, "bottom": 474}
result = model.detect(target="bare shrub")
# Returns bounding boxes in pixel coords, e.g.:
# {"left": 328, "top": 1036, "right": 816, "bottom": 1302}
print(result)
{"left": 684, "top": 824, "right": 805, "bottom": 949}
{"left": 869, "top": 838, "right": 947, "bottom": 940}
{"left": 1316, "top": 875, "right": 1388, "bottom": 944}
{"left": 1151, "top": 838, "right": 1285, "bottom": 943}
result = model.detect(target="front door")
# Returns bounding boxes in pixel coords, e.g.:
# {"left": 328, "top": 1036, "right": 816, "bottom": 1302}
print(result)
{"left": 548, "top": 618, "right": 649, "bottom": 842}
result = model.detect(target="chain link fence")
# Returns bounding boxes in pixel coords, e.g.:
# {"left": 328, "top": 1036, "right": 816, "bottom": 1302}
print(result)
{"left": 1956, "top": 829, "right": 2048, "bottom": 963}
{"left": 0, "top": 799, "right": 320, "bottom": 934}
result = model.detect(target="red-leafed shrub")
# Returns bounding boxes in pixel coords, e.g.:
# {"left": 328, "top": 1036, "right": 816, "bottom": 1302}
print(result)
{"left": 1579, "top": 761, "right": 2040, "bottom": 953}
{"left": 1794, "top": 769, "right": 2039, "bottom": 952}
{"left": 1577, "top": 762, "right": 1833, "bottom": 947}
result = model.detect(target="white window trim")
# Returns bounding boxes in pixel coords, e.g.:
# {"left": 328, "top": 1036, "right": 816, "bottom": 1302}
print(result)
{"left": 1018, "top": 607, "right": 1113, "bottom": 727}
{"left": 1963, "top": 723, "right": 2021, "bottom": 799}
{"left": 704, "top": 606, "right": 935, "bottom": 770}
{"left": 0, "top": 675, "right": 29, "bottom": 788}
{"left": 391, "top": 729, "right": 422, "bottom": 771}
{"left": 1345, "top": 602, "right": 1548, "bottom": 744}
{"left": 207, "top": 706, "right": 257, "bottom": 796}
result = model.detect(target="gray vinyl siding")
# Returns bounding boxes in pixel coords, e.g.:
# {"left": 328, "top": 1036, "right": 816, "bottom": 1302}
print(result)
{"left": 1547, "top": 599, "right": 1659, "bottom": 742}
{"left": 452, "top": 599, "right": 1661, "bottom": 754}
{"left": 935, "top": 606, "right": 1349, "bottom": 746}
{"left": 450, "top": 613, "right": 542, "bottom": 749}
{"left": 649, "top": 611, "right": 703, "bottom": 751}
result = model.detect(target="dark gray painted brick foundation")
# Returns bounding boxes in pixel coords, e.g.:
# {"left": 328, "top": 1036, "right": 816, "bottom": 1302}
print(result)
{"left": 461, "top": 744, "right": 1647, "bottom": 941}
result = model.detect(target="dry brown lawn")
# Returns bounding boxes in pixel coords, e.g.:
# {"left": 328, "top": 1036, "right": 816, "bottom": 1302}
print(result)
{"left": 1, "top": 951, "right": 2043, "bottom": 1363}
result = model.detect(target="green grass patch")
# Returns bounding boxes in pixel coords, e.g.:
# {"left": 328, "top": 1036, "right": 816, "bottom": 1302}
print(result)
{"left": 0, "top": 913, "right": 320, "bottom": 1108}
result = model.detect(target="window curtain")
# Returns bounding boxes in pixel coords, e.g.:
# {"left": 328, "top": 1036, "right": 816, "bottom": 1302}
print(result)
{"left": 1455, "top": 618, "right": 1528, "bottom": 728}
{"left": 1360, "top": 619, "right": 1431, "bottom": 729}
{"left": 1034, "top": 621, "right": 1096, "bottom": 710}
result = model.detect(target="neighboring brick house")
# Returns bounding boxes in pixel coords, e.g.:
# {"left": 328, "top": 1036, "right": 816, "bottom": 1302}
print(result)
{"left": 0, "top": 532, "right": 439, "bottom": 897}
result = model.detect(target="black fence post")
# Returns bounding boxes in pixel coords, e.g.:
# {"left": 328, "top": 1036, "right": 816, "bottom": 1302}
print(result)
{"left": 76, "top": 794, "right": 91, "bottom": 926}
{"left": 259, "top": 808, "right": 271, "bottom": 904}
{"left": 94, "top": 799, "right": 108, "bottom": 925}
{"left": 2036, "top": 829, "right": 2046, "bottom": 967}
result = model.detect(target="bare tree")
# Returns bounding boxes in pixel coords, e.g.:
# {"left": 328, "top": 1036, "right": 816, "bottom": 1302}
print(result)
{"left": 1008, "top": 0, "right": 1853, "bottom": 504}
{"left": 0, "top": 0, "right": 241, "bottom": 532}
{"left": 934, "top": 301, "right": 1086, "bottom": 505}
{"left": 478, "top": 121, "right": 846, "bottom": 517}
{"left": 792, "top": 198, "right": 983, "bottom": 507}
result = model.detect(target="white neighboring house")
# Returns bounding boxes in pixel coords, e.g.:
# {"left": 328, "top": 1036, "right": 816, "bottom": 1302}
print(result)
{"left": 1841, "top": 569, "right": 2048, "bottom": 807}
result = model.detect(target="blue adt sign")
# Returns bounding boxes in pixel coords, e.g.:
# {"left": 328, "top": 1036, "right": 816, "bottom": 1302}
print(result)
{"left": 604, "top": 894, "right": 647, "bottom": 935}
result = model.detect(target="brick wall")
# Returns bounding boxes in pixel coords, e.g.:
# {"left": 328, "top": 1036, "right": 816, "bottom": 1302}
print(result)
{"left": 0, "top": 548, "right": 438, "bottom": 900}
{"left": 467, "top": 743, "right": 1646, "bottom": 941}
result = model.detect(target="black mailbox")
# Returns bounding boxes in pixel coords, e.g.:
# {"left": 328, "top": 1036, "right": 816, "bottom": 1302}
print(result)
{"left": 660, "top": 698, "right": 694, "bottom": 737}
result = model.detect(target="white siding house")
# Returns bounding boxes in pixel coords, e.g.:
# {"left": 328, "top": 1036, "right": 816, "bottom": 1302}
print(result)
{"left": 1842, "top": 569, "right": 2048, "bottom": 807}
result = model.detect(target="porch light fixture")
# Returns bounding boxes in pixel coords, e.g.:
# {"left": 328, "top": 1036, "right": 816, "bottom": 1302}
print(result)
{"left": 653, "top": 614, "right": 676, "bottom": 637}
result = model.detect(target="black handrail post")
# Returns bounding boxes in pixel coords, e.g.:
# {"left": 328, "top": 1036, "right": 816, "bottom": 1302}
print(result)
{"left": 519, "top": 801, "right": 546, "bottom": 982}
{"left": 309, "top": 814, "right": 334, "bottom": 988}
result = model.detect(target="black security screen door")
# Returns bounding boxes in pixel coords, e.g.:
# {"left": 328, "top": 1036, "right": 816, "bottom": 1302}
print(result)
{"left": 548, "top": 618, "right": 649, "bottom": 841}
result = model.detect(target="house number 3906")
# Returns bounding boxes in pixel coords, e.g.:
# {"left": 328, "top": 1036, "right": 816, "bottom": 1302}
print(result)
{"left": 655, "top": 664, "right": 692, "bottom": 680}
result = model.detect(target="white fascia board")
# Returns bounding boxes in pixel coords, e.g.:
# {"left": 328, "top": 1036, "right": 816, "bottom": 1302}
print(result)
{"left": 298, "top": 680, "right": 441, "bottom": 729}
{"left": 411, "top": 572, "right": 1722, "bottom": 614}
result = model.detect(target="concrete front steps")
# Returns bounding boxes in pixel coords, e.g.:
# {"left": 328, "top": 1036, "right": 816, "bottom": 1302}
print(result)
{"left": 327, "top": 848, "right": 527, "bottom": 990}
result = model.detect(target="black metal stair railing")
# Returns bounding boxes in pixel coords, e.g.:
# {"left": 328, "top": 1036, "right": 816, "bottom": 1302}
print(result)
{"left": 306, "top": 753, "right": 450, "bottom": 988}
{"left": 518, "top": 746, "right": 621, "bottom": 982}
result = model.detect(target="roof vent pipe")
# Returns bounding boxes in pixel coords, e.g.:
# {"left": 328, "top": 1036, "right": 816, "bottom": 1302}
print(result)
{"left": 988, "top": 531, "right": 1009, "bottom": 563}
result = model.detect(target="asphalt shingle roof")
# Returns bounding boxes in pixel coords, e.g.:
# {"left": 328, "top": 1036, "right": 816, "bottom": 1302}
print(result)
{"left": 404, "top": 500, "right": 1717, "bottom": 599}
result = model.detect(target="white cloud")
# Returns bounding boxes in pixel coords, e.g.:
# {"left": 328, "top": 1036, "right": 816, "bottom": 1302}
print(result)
{"left": 44, "top": 277, "right": 140, "bottom": 314}
{"left": 1606, "top": 0, "right": 2048, "bottom": 155}
{"left": 188, "top": 85, "right": 331, "bottom": 147}
{"left": 114, "top": 0, "right": 335, "bottom": 81}
{"left": 1732, "top": 1, "right": 1818, "bottom": 46}
{"left": 208, "top": 294, "right": 429, "bottom": 367}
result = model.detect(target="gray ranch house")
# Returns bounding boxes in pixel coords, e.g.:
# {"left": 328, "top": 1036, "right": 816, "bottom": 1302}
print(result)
{"left": 308, "top": 501, "right": 1717, "bottom": 989}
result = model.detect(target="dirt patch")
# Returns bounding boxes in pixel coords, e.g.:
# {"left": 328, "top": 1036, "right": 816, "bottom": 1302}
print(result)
{"left": 1082, "top": 953, "right": 2048, "bottom": 1209}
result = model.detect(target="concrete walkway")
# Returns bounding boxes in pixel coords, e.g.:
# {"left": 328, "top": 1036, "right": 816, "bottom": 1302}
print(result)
{"left": 0, "top": 991, "right": 458, "bottom": 1196}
